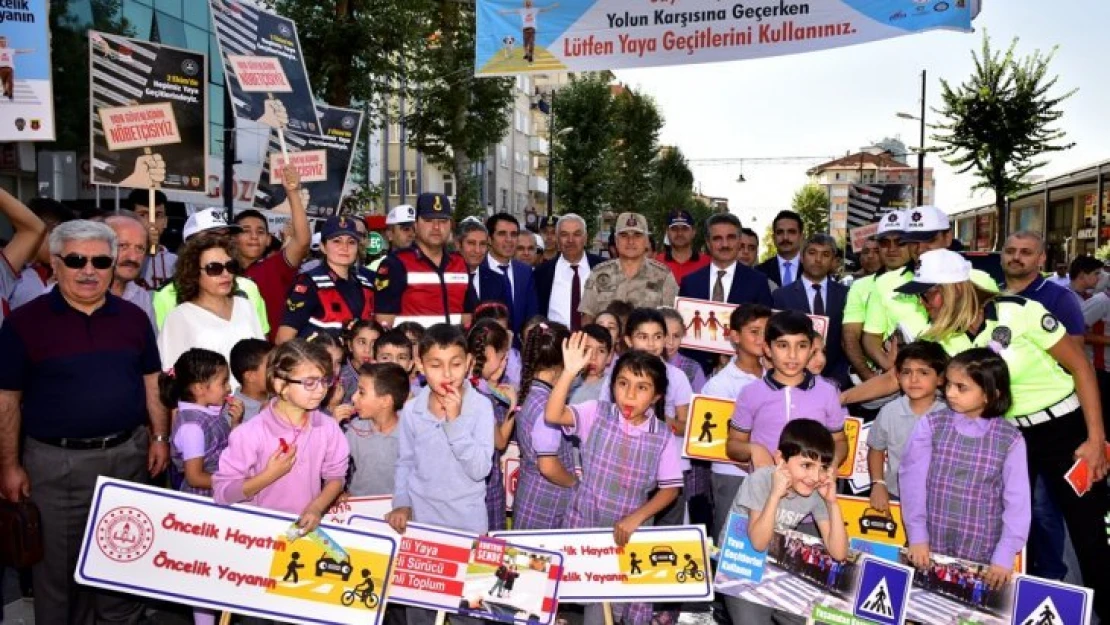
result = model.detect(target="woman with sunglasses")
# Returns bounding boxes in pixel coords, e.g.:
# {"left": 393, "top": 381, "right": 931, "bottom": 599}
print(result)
{"left": 158, "top": 231, "right": 264, "bottom": 377}
{"left": 842, "top": 249, "right": 1110, "bottom": 621}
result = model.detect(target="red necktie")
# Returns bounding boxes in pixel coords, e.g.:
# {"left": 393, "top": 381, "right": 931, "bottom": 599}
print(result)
{"left": 570, "top": 264, "right": 581, "bottom": 330}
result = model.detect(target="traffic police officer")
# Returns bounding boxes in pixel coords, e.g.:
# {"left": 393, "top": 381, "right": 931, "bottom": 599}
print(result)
{"left": 276, "top": 216, "right": 374, "bottom": 342}
{"left": 579, "top": 212, "right": 678, "bottom": 323}
{"left": 374, "top": 193, "right": 470, "bottom": 328}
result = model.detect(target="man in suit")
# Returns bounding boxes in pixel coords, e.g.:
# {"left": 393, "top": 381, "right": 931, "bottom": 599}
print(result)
{"left": 679, "top": 213, "right": 774, "bottom": 372}
{"left": 465, "top": 212, "right": 538, "bottom": 334}
{"left": 535, "top": 213, "right": 603, "bottom": 331}
{"left": 772, "top": 233, "right": 850, "bottom": 387}
{"left": 755, "top": 209, "right": 804, "bottom": 287}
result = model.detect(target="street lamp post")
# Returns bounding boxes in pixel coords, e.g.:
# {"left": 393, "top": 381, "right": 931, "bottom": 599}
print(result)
{"left": 897, "top": 69, "right": 927, "bottom": 207}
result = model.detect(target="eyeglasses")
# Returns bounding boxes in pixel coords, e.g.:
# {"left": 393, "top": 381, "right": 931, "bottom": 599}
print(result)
{"left": 202, "top": 260, "right": 241, "bottom": 277}
{"left": 56, "top": 254, "right": 114, "bottom": 270}
{"left": 279, "top": 376, "right": 335, "bottom": 391}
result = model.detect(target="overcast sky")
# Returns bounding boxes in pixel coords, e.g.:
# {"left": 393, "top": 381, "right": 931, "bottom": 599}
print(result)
{"left": 614, "top": 1, "right": 1108, "bottom": 239}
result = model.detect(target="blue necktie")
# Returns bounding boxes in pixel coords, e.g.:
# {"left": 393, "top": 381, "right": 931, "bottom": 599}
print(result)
{"left": 782, "top": 261, "right": 794, "bottom": 286}
{"left": 499, "top": 264, "right": 514, "bottom": 310}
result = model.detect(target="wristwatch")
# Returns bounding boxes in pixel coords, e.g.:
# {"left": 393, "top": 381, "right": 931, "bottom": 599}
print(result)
{"left": 153, "top": 433, "right": 170, "bottom": 444}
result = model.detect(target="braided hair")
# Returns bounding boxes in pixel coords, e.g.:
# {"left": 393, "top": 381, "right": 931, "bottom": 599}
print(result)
{"left": 467, "top": 318, "right": 511, "bottom": 383}
{"left": 518, "top": 321, "right": 569, "bottom": 406}
{"left": 159, "top": 348, "right": 228, "bottom": 409}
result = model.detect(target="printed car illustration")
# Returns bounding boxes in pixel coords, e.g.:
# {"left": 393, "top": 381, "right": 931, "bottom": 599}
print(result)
{"left": 649, "top": 546, "right": 678, "bottom": 566}
{"left": 858, "top": 508, "right": 898, "bottom": 538}
{"left": 316, "top": 555, "right": 353, "bottom": 581}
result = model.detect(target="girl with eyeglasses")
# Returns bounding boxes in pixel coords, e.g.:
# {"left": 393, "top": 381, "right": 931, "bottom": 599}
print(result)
{"left": 157, "top": 232, "right": 264, "bottom": 379}
{"left": 213, "top": 339, "right": 349, "bottom": 544}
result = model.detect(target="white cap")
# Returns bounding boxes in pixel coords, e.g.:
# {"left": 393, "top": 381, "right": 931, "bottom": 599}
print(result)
{"left": 311, "top": 231, "right": 322, "bottom": 251}
{"left": 901, "top": 205, "right": 950, "bottom": 242}
{"left": 534, "top": 231, "right": 545, "bottom": 251}
{"left": 895, "top": 249, "right": 971, "bottom": 294}
{"left": 183, "top": 208, "right": 240, "bottom": 241}
{"left": 386, "top": 204, "right": 416, "bottom": 226}
{"left": 875, "top": 210, "right": 907, "bottom": 237}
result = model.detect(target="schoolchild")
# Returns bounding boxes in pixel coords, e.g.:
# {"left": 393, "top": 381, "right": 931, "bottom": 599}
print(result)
{"left": 660, "top": 307, "right": 706, "bottom": 393}
{"left": 375, "top": 329, "right": 421, "bottom": 396}
{"left": 347, "top": 362, "right": 408, "bottom": 496}
{"left": 702, "top": 303, "right": 771, "bottom": 538}
{"left": 338, "top": 319, "right": 384, "bottom": 405}
{"left": 467, "top": 319, "right": 517, "bottom": 531}
{"left": 472, "top": 301, "right": 523, "bottom": 386}
{"left": 900, "top": 348, "right": 1029, "bottom": 590}
{"left": 546, "top": 335, "right": 683, "bottom": 625}
{"left": 593, "top": 310, "right": 623, "bottom": 357}
{"left": 568, "top": 323, "right": 614, "bottom": 404}
{"left": 727, "top": 311, "right": 848, "bottom": 471}
{"left": 225, "top": 338, "right": 274, "bottom": 423}
{"left": 867, "top": 341, "right": 949, "bottom": 511}
{"left": 513, "top": 321, "right": 576, "bottom": 529}
{"left": 723, "top": 419, "right": 848, "bottom": 625}
{"left": 163, "top": 348, "right": 239, "bottom": 625}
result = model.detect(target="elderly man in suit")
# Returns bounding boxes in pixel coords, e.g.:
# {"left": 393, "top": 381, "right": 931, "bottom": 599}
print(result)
{"left": 772, "top": 233, "right": 850, "bottom": 387}
{"left": 465, "top": 212, "right": 538, "bottom": 334}
{"left": 534, "top": 213, "right": 604, "bottom": 331}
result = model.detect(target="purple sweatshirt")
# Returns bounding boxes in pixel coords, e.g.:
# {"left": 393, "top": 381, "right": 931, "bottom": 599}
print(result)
{"left": 898, "top": 412, "right": 1030, "bottom": 568}
{"left": 213, "top": 402, "right": 350, "bottom": 516}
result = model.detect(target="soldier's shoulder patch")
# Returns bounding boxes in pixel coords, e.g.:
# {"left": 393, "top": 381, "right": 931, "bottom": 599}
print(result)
{"left": 1041, "top": 313, "right": 1060, "bottom": 333}
{"left": 286, "top": 299, "right": 304, "bottom": 312}
{"left": 293, "top": 283, "right": 308, "bottom": 294}
{"left": 375, "top": 276, "right": 390, "bottom": 291}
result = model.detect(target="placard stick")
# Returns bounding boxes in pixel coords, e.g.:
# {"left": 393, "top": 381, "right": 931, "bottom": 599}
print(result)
{"left": 602, "top": 603, "right": 614, "bottom": 625}
{"left": 145, "top": 147, "right": 158, "bottom": 255}
{"left": 433, "top": 610, "right": 446, "bottom": 625}
{"left": 218, "top": 611, "right": 231, "bottom": 625}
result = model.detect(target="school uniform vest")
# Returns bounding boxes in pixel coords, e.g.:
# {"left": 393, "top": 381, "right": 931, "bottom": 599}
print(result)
{"left": 170, "top": 407, "right": 231, "bottom": 497}
{"left": 924, "top": 409, "right": 1020, "bottom": 563}
{"left": 307, "top": 268, "right": 374, "bottom": 332}
{"left": 513, "top": 381, "right": 576, "bottom": 530}
{"left": 393, "top": 248, "right": 469, "bottom": 326}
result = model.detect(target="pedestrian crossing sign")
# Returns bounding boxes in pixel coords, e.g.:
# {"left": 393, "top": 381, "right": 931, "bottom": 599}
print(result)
{"left": 1011, "top": 575, "right": 1092, "bottom": 625}
{"left": 853, "top": 555, "right": 913, "bottom": 625}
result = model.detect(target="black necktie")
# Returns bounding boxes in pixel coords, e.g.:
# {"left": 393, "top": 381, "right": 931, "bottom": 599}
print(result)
{"left": 570, "top": 264, "right": 581, "bottom": 330}
{"left": 499, "top": 264, "right": 514, "bottom": 309}
{"left": 812, "top": 282, "right": 825, "bottom": 316}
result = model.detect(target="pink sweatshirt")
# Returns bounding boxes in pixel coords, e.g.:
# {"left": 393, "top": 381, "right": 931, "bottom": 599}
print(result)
{"left": 213, "top": 402, "right": 350, "bottom": 515}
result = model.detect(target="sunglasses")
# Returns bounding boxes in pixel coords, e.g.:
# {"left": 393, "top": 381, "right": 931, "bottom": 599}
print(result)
{"left": 202, "top": 260, "right": 241, "bottom": 277}
{"left": 279, "top": 376, "right": 335, "bottom": 391}
{"left": 56, "top": 253, "right": 114, "bottom": 270}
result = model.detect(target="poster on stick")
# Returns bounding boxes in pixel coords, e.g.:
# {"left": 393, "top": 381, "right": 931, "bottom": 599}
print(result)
{"left": 76, "top": 478, "right": 399, "bottom": 625}
{"left": 494, "top": 526, "right": 713, "bottom": 604}
{"left": 89, "top": 32, "right": 207, "bottom": 192}
{"left": 255, "top": 104, "right": 364, "bottom": 218}
{"left": 348, "top": 516, "right": 562, "bottom": 625}
{"left": 674, "top": 297, "right": 828, "bottom": 356}
{"left": 210, "top": 0, "right": 321, "bottom": 135}
{"left": 475, "top": 0, "right": 977, "bottom": 76}
{"left": 0, "top": 0, "right": 56, "bottom": 141}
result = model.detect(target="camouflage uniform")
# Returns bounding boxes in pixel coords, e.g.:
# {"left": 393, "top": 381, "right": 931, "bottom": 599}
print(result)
{"left": 578, "top": 256, "right": 679, "bottom": 317}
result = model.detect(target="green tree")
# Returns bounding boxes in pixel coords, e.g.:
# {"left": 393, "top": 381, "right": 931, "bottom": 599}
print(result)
{"left": 654, "top": 147, "right": 694, "bottom": 192}
{"left": 760, "top": 223, "right": 778, "bottom": 262}
{"left": 932, "top": 33, "right": 1076, "bottom": 250}
{"left": 791, "top": 183, "right": 829, "bottom": 236}
{"left": 645, "top": 146, "right": 698, "bottom": 245}
{"left": 50, "top": 0, "right": 132, "bottom": 151}
{"left": 606, "top": 89, "right": 663, "bottom": 214}
{"left": 404, "top": 1, "right": 514, "bottom": 221}
{"left": 551, "top": 74, "right": 617, "bottom": 235}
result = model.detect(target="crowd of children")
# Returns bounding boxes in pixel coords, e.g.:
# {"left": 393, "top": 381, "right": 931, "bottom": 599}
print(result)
{"left": 156, "top": 292, "right": 1043, "bottom": 625}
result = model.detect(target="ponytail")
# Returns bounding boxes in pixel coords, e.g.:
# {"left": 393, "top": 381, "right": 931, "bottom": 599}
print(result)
{"left": 467, "top": 319, "right": 510, "bottom": 382}
{"left": 159, "top": 348, "right": 228, "bottom": 409}
{"left": 518, "top": 321, "right": 569, "bottom": 406}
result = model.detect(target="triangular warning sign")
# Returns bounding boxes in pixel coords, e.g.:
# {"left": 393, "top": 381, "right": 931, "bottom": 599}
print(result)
{"left": 858, "top": 576, "right": 895, "bottom": 619}
{"left": 1023, "top": 597, "right": 1063, "bottom": 625}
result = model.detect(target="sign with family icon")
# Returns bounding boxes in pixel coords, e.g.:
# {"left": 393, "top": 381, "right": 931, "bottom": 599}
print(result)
{"left": 674, "top": 297, "right": 828, "bottom": 356}
{"left": 76, "top": 478, "right": 400, "bottom": 625}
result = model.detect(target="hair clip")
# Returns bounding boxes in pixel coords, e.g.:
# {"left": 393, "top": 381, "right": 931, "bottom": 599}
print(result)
{"left": 167, "top": 367, "right": 176, "bottom": 378}
{"left": 988, "top": 340, "right": 1004, "bottom": 355}
{"left": 538, "top": 322, "right": 549, "bottom": 331}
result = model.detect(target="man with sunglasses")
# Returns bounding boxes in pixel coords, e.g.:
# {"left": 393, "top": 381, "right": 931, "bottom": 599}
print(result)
{"left": 0, "top": 220, "right": 169, "bottom": 624}
{"left": 276, "top": 215, "right": 374, "bottom": 342}
{"left": 861, "top": 205, "right": 998, "bottom": 370}
{"left": 151, "top": 208, "right": 270, "bottom": 335}
{"left": 842, "top": 210, "right": 910, "bottom": 381}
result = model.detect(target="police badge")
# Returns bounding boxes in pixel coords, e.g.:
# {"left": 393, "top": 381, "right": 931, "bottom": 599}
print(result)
{"left": 991, "top": 326, "right": 1011, "bottom": 349}
{"left": 1041, "top": 314, "right": 1059, "bottom": 333}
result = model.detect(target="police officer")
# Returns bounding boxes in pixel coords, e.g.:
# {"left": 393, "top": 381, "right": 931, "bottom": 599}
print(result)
{"left": 369, "top": 204, "right": 417, "bottom": 273}
{"left": 579, "top": 212, "right": 678, "bottom": 324}
{"left": 374, "top": 193, "right": 470, "bottom": 328}
{"left": 276, "top": 216, "right": 374, "bottom": 342}
{"left": 844, "top": 249, "right": 1110, "bottom": 622}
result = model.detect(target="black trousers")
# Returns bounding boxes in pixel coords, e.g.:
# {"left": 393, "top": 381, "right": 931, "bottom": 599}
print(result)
{"left": 1020, "top": 408, "right": 1110, "bottom": 621}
